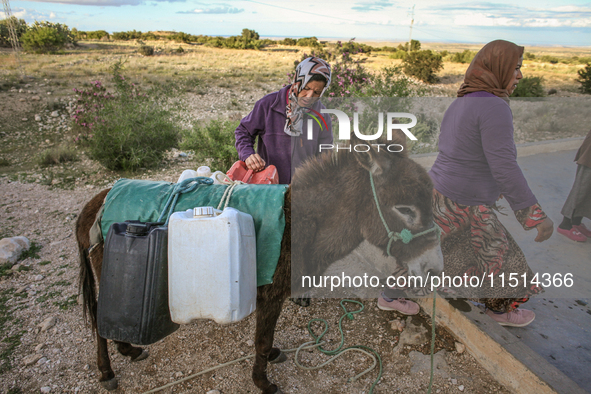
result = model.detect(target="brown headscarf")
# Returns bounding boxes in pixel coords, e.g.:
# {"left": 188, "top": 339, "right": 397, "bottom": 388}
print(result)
{"left": 457, "top": 40, "right": 524, "bottom": 98}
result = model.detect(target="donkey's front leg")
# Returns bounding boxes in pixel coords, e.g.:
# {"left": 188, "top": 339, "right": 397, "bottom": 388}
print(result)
{"left": 252, "top": 291, "right": 286, "bottom": 394}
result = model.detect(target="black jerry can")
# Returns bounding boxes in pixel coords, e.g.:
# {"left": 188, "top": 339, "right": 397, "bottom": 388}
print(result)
{"left": 97, "top": 221, "right": 179, "bottom": 345}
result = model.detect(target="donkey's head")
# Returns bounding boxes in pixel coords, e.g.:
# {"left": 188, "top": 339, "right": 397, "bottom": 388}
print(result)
{"left": 351, "top": 132, "right": 443, "bottom": 280}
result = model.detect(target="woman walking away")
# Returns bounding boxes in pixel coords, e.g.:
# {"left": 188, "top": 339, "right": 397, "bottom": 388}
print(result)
{"left": 428, "top": 40, "right": 554, "bottom": 327}
{"left": 234, "top": 57, "right": 333, "bottom": 185}
{"left": 558, "top": 129, "right": 591, "bottom": 242}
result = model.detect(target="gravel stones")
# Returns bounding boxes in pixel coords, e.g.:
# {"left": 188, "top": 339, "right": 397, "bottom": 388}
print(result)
{"left": 39, "top": 316, "right": 57, "bottom": 332}
{"left": 409, "top": 350, "right": 450, "bottom": 378}
{"left": 22, "top": 354, "right": 43, "bottom": 366}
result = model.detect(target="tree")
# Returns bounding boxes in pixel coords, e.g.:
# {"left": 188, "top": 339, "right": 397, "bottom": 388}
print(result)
{"left": 402, "top": 50, "right": 443, "bottom": 83}
{"left": 0, "top": 17, "right": 28, "bottom": 48}
{"left": 21, "top": 21, "right": 75, "bottom": 53}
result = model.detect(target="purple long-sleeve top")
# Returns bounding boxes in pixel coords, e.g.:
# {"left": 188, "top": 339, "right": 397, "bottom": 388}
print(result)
{"left": 235, "top": 85, "right": 333, "bottom": 184}
{"left": 429, "top": 91, "right": 537, "bottom": 211}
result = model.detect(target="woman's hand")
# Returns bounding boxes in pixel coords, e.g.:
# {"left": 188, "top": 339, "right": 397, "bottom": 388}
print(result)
{"left": 245, "top": 154, "right": 266, "bottom": 172}
{"left": 534, "top": 217, "right": 554, "bottom": 242}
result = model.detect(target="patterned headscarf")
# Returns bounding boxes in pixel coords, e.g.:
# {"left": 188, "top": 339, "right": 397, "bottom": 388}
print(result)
{"left": 457, "top": 40, "right": 524, "bottom": 98}
{"left": 284, "top": 57, "right": 332, "bottom": 136}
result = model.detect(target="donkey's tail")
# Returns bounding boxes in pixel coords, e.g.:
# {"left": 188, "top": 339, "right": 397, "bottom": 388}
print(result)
{"left": 78, "top": 242, "right": 97, "bottom": 329}
{"left": 76, "top": 188, "right": 110, "bottom": 331}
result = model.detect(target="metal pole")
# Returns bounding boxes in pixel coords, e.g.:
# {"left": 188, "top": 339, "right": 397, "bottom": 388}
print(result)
{"left": 407, "top": 4, "right": 415, "bottom": 54}
{"left": 1, "top": 0, "right": 25, "bottom": 77}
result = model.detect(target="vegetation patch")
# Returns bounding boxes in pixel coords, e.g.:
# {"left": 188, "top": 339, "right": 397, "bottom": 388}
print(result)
{"left": 18, "top": 242, "right": 41, "bottom": 261}
{"left": 37, "top": 146, "right": 78, "bottom": 167}
{"left": 0, "top": 289, "right": 24, "bottom": 373}
{"left": 53, "top": 294, "right": 77, "bottom": 310}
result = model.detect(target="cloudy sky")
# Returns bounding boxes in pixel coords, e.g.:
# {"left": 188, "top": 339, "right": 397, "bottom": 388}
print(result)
{"left": 3, "top": 0, "right": 591, "bottom": 46}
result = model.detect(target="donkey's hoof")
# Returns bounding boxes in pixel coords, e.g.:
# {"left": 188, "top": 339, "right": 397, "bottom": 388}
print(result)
{"left": 262, "top": 384, "right": 282, "bottom": 394}
{"left": 131, "top": 349, "right": 149, "bottom": 362}
{"left": 100, "top": 378, "right": 118, "bottom": 391}
{"left": 269, "top": 351, "right": 287, "bottom": 364}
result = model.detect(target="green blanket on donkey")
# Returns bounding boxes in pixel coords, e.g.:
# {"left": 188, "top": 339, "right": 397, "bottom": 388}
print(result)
{"left": 100, "top": 178, "right": 288, "bottom": 286}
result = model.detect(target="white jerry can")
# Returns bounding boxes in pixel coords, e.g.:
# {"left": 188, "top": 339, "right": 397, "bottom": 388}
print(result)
{"left": 168, "top": 207, "right": 257, "bottom": 325}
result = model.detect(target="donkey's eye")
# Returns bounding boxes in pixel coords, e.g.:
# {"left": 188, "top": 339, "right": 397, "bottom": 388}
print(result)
{"left": 393, "top": 205, "right": 416, "bottom": 219}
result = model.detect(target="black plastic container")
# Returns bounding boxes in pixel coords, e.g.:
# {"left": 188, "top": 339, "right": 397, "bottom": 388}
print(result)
{"left": 97, "top": 221, "right": 179, "bottom": 345}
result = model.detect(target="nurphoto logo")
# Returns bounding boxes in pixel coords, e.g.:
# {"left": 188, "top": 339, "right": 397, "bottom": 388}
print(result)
{"left": 306, "top": 110, "right": 418, "bottom": 152}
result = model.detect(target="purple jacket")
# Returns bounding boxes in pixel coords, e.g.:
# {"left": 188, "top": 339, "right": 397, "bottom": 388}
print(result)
{"left": 429, "top": 91, "right": 537, "bottom": 211}
{"left": 235, "top": 85, "right": 333, "bottom": 184}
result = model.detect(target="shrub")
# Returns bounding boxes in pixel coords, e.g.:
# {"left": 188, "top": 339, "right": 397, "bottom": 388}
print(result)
{"left": 397, "top": 40, "right": 421, "bottom": 52}
{"left": 0, "top": 17, "right": 28, "bottom": 48}
{"left": 280, "top": 38, "right": 297, "bottom": 46}
{"left": 180, "top": 120, "right": 240, "bottom": 172}
{"left": 388, "top": 50, "right": 407, "bottom": 60}
{"left": 71, "top": 80, "right": 114, "bottom": 140}
{"left": 176, "top": 46, "right": 184, "bottom": 53}
{"left": 450, "top": 49, "right": 476, "bottom": 64}
{"left": 402, "top": 50, "right": 443, "bottom": 83}
{"left": 577, "top": 63, "right": 591, "bottom": 94}
{"left": 297, "top": 37, "right": 321, "bottom": 47}
{"left": 539, "top": 55, "right": 559, "bottom": 64}
{"left": 72, "top": 29, "right": 109, "bottom": 40}
{"left": 524, "top": 52, "right": 536, "bottom": 60}
{"left": 138, "top": 45, "right": 154, "bottom": 56}
{"left": 37, "top": 146, "right": 78, "bottom": 166}
{"left": 511, "top": 76, "right": 545, "bottom": 97}
{"left": 78, "top": 62, "right": 180, "bottom": 171}
{"left": 0, "top": 158, "right": 9, "bottom": 167}
{"left": 21, "top": 21, "right": 75, "bottom": 53}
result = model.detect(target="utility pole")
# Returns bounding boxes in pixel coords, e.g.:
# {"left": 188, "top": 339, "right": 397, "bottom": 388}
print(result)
{"left": 407, "top": 4, "right": 415, "bottom": 54}
{"left": 1, "top": 0, "right": 24, "bottom": 77}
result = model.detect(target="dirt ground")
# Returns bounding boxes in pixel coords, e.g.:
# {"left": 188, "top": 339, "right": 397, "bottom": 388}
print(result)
{"left": 0, "top": 178, "right": 512, "bottom": 394}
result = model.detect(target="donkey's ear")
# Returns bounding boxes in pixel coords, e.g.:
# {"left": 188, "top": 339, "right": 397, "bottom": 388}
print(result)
{"left": 351, "top": 134, "right": 393, "bottom": 176}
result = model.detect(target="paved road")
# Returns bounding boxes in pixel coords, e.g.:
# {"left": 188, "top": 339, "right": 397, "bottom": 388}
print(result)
{"left": 496, "top": 149, "right": 591, "bottom": 392}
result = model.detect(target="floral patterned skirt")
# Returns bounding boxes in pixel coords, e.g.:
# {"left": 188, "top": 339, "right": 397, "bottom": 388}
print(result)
{"left": 432, "top": 189, "right": 545, "bottom": 312}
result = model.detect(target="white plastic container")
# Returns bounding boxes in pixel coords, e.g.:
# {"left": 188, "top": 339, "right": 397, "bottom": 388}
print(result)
{"left": 197, "top": 166, "right": 212, "bottom": 177}
{"left": 168, "top": 207, "right": 257, "bottom": 325}
{"left": 177, "top": 168, "right": 227, "bottom": 185}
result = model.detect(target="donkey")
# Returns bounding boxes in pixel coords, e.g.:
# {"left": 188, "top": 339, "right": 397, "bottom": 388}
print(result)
{"left": 76, "top": 133, "right": 442, "bottom": 393}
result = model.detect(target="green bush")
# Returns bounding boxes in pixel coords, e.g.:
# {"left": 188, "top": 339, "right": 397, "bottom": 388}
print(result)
{"left": 297, "top": 37, "right": 321, "bottom": 47}
{"left": 539, "top": 55, "right": 559, "bottom": 64}
{"left": 21, "top": 21, "right": 75, "bottom": 53}
{"left": 510, "top": 76, "right": 545, "bottom": 97}
{"left": 402, "top": 50, "right": 443, "bottom": 83}
{"left": 577, "top": 63, "right": 591, "bottom": 94}
{"left": 86, "top": 62, "right": 180, "bottom": 171}
{"left": 180, "top": 120, "right": 240, "bottom": 172}
{"left": 280, "top": 38, "right": 297, "bottom": 46}
{"left": 388, "top": 50, "right": 408, "bottom": 60}
{"left": 397, "top": 40, "right": 421, "bottom": 52}
{"left": 138, "top": 45, "right": 154, "bottom": 56}
{"left": 450, "top": 49, "right": 476, "bottom": 64}
{"left": 0, "top": 17, "right": 27, "bottom": 48}
{"left": 524, "top": 52, "right": 536, "bottom": 60}
{"left": 72, "top": 29, "right": 109, "bottom": 40}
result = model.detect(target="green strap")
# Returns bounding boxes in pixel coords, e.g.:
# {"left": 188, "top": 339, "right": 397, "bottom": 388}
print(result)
{"left": 369, "top": 171, "right": 440, "bottom": 256}
{"left": 157, "top": 177, "right": 213, "bottom": 226}
{"left": 305, "top": 300, "right": 383, "bottom": 394}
